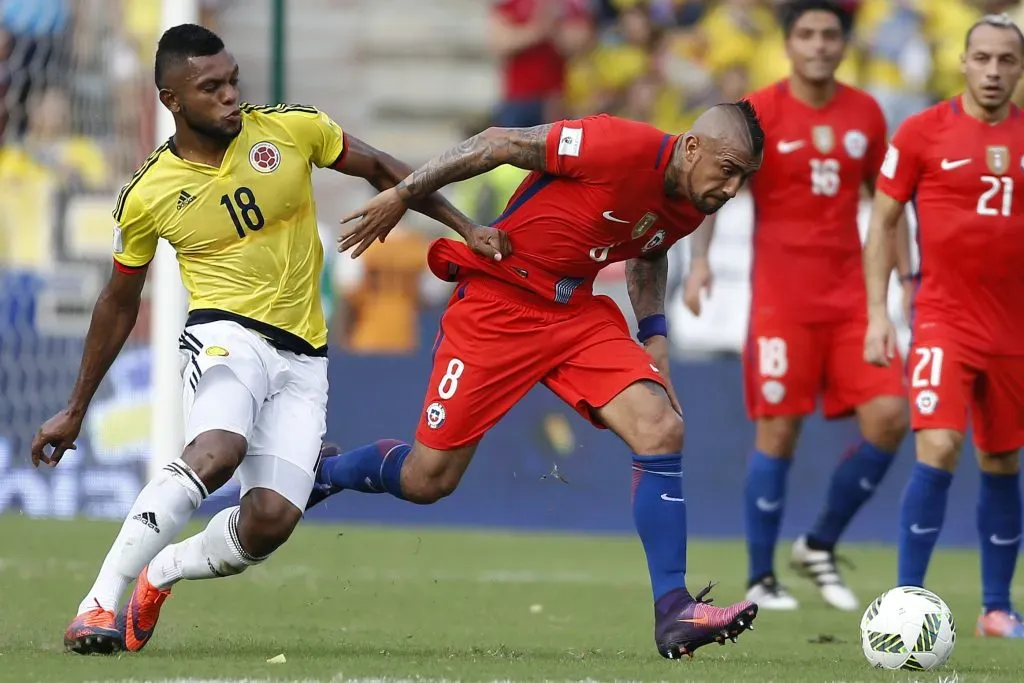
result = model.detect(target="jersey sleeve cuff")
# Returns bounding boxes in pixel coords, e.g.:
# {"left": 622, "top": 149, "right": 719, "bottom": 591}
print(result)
{"left": 328, "top": 133, "right": 348, "bottom": 169}
{"left": 544, "top": 122, "right": 565, "bottom": 174}
{"left": 113, "top": 257, "right": 151, "bottom": 274}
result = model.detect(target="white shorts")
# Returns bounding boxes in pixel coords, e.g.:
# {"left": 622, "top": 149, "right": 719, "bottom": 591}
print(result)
{"left": 178, "top": 320, "right": 329, "bottom": 510}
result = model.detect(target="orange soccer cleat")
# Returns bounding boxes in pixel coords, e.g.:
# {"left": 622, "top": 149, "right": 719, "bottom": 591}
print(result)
{"left": 976, "top": 609, "right": 1024, "bottom": 638}
{"left": 64, "top": 600, "right": 122, "bottom": 655}
{"left": 116, "top": 565, "right": 171, "bottom": 652}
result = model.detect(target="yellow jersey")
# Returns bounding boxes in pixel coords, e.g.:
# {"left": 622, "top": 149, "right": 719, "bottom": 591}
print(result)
{"left": 112, "top": 103, "right": 344, "bottom": 355}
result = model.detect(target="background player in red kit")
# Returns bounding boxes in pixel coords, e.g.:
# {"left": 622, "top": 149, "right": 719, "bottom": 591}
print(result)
{"left": 865, "top": 14, "right": 1024, "bottom": 639}
{"left": 683, "top": 1, "right": 911, "bottom": 612}
{"left": 309, "top": 105, "right": 764, "bottom": 659}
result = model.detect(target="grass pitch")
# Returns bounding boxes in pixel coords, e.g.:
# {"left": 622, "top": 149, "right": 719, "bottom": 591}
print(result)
{"left": 1, "top": 515, "right": 1022, "bottom": 682}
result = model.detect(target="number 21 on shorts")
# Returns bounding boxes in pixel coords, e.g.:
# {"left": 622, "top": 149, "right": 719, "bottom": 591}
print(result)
{"left": 438, "top": 358, "right": 465, "bottom": 399}
{"left": 911, "top": 346, "right": 943, "bottom": 388}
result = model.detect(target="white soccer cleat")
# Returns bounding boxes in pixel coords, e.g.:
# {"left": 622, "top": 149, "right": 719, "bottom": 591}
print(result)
{"left": 745, "top": 575, "right": 800, "bottom": 611}
{"left": 790, "top": 535, "right": 859, "bottom": 611}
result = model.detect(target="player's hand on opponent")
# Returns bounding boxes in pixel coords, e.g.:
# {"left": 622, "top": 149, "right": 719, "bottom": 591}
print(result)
{"left": 466, "top": 225, "right": 512, "bottom": 262}
{"left": 644, "top": 336, "right": 683, "bottom": 416}
{"left": 683, "top": 257, "right": 713, "bottom": 317}
{"left": 864, "top": 313, "right": 898, "bottom": 367}
{"left": 339, "top": 187, "right": 408, "bottom": 257}
{"left": 31, "top": 409, "right": 82, "bottom": 468}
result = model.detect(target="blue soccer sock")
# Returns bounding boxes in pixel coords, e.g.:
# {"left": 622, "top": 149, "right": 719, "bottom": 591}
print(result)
{"left": 320, "top": 439, "right": 410, "bottom": 499}
{"left": 632, "top": 454, "right": 688, "bottom": 602}
{"left": 978, "top": 471, "right": 1022, "bottom": 613}
{"left": 806, "top": 440, "right": 896, "bottom": 550}
{"left": 897, "top": 462, "right": 953, "bottom": 587}
{"left": 744, "top": 450, "right": 792, "bottom": 584}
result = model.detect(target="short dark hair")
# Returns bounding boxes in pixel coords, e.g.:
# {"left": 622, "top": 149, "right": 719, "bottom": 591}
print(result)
{"left": 965, "top": 13, "right": 1024, "bottom": 55}
{"left": 779, "top": 0, "right": 853, "bottom": 38}
{"left": 733, "top": 99, "right": 765, "bottom": 159}
{"left": 155, "top": 23, "right": 225, "bottom": 88}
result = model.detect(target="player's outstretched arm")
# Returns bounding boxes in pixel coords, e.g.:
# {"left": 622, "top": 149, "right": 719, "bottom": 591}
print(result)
{"left": 339, "top": 125, "right": 550, "bottom": 257}
{"left": 31, "top": 265, "right": 146, "bottom": 467}
{"left": 334, "top": 134, "right": 494, "bottom": 245}
{"left": 862, "top": 190, "right": 905, "bottom": 366}
{"left": 394, "top": 124, "right": 552, "bottom": 202}
{"left": 627, "top": 251, "right": 682, "bottom": 414}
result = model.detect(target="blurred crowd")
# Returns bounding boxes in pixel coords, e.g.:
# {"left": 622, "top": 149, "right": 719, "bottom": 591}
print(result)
{"left": 2, "top": 1, "right": 1021, "bottom": 356}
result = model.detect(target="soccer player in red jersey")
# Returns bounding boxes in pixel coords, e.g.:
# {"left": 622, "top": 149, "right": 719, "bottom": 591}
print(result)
{"left": 309, "top": 105, "right": 764, "bottom": 658}
{"left": 865, "top": 14, "right": 1024, "bottom": 639}
{"left": 684, "top": 0, "right": 911, "bottom": 612}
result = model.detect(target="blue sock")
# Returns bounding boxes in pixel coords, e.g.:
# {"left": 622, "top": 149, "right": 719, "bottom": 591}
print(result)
{"left": 897, "top": 462, "right": 953, "bottom": 587}
{"left": 632, "top": 454, "right": 688, "bottom": 602}
{"left": 321, "top": 439, "right": 410, "bottom": 499}
{"left": 807, "top": 440, "right": 896, "bottom": 549}
{"left": 978, "top": 472, "right": 1022, "bottom": 613}
{"left": 744, "top": 450, "right": 791, "bottom": 584}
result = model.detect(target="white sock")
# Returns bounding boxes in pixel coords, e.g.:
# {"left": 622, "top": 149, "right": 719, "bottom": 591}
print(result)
{"left": 147, "top": 506, "right": 267, "bottom": 589}
{"left": 77, "top": 459, "right": 207, "bottom": 614}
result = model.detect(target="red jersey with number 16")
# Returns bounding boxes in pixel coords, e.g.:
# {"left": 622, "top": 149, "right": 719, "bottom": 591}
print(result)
{"left": 745, "top": 82, "right": 888, "bottom": 322}
{"left": 876, "top": 97, "right": 1024, "bottom": 355}
{"left": 427, "top": 115, "right": 707, "bottom": 306}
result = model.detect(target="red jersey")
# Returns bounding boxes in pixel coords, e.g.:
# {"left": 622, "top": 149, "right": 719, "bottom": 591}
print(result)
{"left": 876, "top": 96, "right": 1024, "bottom": 356}
{"left": 427, "top": 115, "right": 706, "bottom": 305}
{"left": 746, "top": 81, "right": 888, "bottom": 322}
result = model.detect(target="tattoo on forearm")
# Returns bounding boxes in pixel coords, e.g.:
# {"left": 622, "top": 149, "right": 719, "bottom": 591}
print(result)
{"left": 396, "top": 124, "right": 551, "bottom": 200}
{"left": 626, "top": 252, "right": 668, "bottom": 321}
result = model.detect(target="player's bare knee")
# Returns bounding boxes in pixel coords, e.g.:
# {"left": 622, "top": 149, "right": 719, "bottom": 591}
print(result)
{"left": 631, "top": 407, "right": 684, "bottom": 454}
{"left": 977, "top": 449, "right": 1020, "bottom": 476}
{"left": 182, "top": 430, "right": 247, "bottom": 493}
{"left": 915, "top": 430, "right": 961, "bottom": 472}
{"left": 755, "top": 417, "right": 800, "bottom": 458}
{"left": 237, "top": 490, "right": 302, "bottom": 556}
{"left": 859, "top": 397, "right": 909, "bottom": 451}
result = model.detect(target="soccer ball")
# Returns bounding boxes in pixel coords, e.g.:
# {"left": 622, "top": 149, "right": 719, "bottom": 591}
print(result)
{"left": 860, "top": 586, "right": 956, "bottom": 671}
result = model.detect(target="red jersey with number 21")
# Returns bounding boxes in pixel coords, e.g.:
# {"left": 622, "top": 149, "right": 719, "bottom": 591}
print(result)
{"left": 427, "top": 115, "right": 708, "bottom": 305}
{"left": 876, "top": 97, "right": 1024, "bottom": 355}
{"left": 745, "top": 82, "right": 888, "bottom": 322}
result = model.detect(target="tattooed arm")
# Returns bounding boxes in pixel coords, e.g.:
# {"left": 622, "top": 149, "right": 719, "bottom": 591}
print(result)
{"left": 394, "top": 124, "right": 552, "bottom": 202}
{"left": 626, "top": 250, "right": 669, "bottom": 323}
{"left": 627, "top": 250, "right": 681, "bottom": 413}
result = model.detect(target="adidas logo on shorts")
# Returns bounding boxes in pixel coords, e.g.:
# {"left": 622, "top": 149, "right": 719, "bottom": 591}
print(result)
{"left": 132, "top": 511, "right": 160, "bottom": 533}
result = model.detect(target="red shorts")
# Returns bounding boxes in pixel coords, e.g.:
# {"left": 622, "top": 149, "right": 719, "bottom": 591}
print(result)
{"left": 908, "top": 325, "right": 1024, "bottom": 453}
{"left": 415, "top": 277, "right": 666, "bottom": 450}
{"left": 743, "top": 315, "right": 906, "bottom": 420}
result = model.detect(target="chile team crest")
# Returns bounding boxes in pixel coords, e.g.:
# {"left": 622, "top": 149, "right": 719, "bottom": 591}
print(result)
{"left": 812, "top": 126, "right": 834, "bottom": 154}
{"left": 987, "top": 146, "right": 1009, "bottom": 174}
{"left": 249, "top": 141, "right": 281, "bottom": 173}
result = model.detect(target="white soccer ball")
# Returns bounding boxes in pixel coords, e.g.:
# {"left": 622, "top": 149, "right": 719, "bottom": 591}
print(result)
{"left": 860, "top": 586, "right": 956, "bottom": 671}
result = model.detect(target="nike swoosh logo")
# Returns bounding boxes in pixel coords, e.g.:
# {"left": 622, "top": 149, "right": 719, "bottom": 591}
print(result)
{"left": 990, "top": 534, "right": 1022, "bottom": 546}
{"left": 859, "top": 477, "right": 875, "bottom": 492}
{"left": 756, "top": 497, "right": 782, "bottom": 512}
{"left": 602, "top": 211, "right": 629, "bottom": 223}
{"left": 678, "top": 615, "right": 709, "bottom": 625}
{"left": 130, "top": 598, "right": 153, "bottom": 643}
{"left": 777, "top": 140, "right": 805, "bottom": 154}
{"left": 649, "top": 363, "right": 660, "bottom": 374}
{"left": 660, "top": 493, "right": 685, "bottom": 502}
{"left": 940, "top": 158, "right": 971, "bottom": 170}
{"left": 910, "top": 524, "right": 939, "bottom": 534}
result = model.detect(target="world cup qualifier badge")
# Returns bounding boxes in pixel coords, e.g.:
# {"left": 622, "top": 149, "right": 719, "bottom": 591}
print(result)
{"left": 812, "top": 126, "right": 835, "bottom": 154}
{"left": 249, "top": 141, "right": 281, "bottom": 173}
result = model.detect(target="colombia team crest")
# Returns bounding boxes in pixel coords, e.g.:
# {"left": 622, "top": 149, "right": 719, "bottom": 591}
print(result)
{"left": 986, "top": 146, "right": 1009, "bottom": 175}
{"left": 249, "top": 141, "right": 281, "bottom": 173}
{"left": 632, "top": 212, "right": 658, "bottom": 239}
{"left": 812, "top": 126, "right": 834, "bottom": 154}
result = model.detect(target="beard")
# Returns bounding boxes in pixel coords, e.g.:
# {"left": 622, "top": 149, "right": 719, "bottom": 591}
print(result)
{"left": 183, "top": 109, "right": 242, "bottom": 143}
{"left": 687, "top": 174, "right": 726, "bottom": 214}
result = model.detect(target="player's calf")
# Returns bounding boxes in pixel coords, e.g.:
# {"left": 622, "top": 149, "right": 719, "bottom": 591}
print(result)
{"left": 237, "top": 488, "right": 304, "bottom": 556}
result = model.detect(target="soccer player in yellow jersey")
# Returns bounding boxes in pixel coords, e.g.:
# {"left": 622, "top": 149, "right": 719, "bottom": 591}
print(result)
{"left": 29, "top": 24, "right": 509, "bottom": 655}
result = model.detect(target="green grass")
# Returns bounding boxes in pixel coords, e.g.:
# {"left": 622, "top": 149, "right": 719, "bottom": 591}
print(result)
{"left": 1, "top": 515, "right": 1022, "bottom": 682}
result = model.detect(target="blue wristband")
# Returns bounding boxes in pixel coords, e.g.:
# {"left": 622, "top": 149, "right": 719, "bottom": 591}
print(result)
{"left": 637, "top": 314, "right": 668, "bottom": 343}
